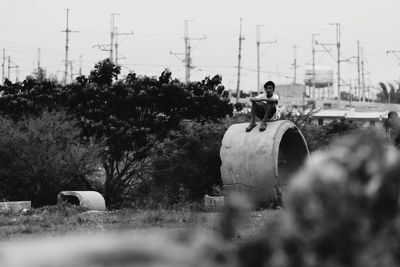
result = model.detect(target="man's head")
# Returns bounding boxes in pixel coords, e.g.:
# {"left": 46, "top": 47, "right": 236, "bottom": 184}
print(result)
{"left": 388, "top": 111, "right": 398, "bottom": 119}
{"left": 264, "top": 81, "right": 275, "bottom": 95}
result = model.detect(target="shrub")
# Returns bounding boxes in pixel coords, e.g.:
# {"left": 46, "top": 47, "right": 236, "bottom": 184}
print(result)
{"left": 0, "top": 112, "right": 101, "bottom": 207}
{"left": 150, "top": 121, "right": 228, "bottom": 204}
{"left": 281, "top": 109, "right": 360, "bottom": 152}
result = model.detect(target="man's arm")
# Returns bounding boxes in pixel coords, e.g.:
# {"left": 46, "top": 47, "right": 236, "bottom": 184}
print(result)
{"left": 250, "top": 97, "right": 278, "bottom": 104}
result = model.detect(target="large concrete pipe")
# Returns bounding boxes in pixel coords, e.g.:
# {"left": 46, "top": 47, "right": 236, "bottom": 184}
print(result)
{"left": 220, "top": 120, "right": 309, "bottom": 206}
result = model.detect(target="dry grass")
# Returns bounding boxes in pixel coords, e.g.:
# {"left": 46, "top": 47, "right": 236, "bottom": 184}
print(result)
{"left": 0, "top": 204, "right": 280, "bottom": 242}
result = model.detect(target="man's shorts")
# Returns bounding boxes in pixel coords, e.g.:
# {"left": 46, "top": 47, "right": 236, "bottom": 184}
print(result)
{"left": 255, "top": 102, "right": 277, "bottom": 120}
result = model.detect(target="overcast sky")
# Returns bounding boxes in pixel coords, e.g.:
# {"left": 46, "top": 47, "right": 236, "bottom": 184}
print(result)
{"left": 1, "top": 0, "right": 400, "bottom": 94}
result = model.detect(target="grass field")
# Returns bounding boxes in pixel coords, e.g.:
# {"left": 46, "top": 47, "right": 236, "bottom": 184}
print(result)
{"left": 0, "top": 204, "right": 281, "bottom": 242}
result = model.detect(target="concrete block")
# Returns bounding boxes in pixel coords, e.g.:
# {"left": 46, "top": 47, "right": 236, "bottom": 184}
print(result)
{"left": 0, "top": 201, "right": 31, "bottom": 213}
{"left": 204, "top": 195, "right": 225, "bottom": 211}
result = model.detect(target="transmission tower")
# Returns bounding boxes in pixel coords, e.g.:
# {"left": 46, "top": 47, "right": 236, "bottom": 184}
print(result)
{"left": 62, "top": 8, "right": 79, "bottom": 85}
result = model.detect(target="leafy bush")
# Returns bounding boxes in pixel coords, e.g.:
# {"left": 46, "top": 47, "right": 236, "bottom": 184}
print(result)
{"left": 281, "top": 110, "right": 360, "bottom": 152}
{"left": 0, "top": 112, "right": 101, "bottom": 207}
{"left": 150, "top": 121, "right": 228, "bottom": 204}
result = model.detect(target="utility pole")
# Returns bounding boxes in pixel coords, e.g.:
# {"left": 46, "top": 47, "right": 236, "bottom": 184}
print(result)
{"left": 312, "top": 34, "right": 319, "bottom": 99}
{"left": 357, "top": 41, "right": 361, "bottom": 102}
{"left": 1, "top": 49, "right": 5, "bottom": 84}
{"left": 7, "top": 56, "right": 10, "bottom": 80}
{"left": 330, "top": 23, "right": 341, "bottom": 105}
{"left": 109, "top": 13, "right": 119, "bottom": 62}
{"left": 70, "top": 61, "right": 74, "bottom": 82}
{"left": 62, "top": 8, "right": 78, "bottom": 85}
{"left": 256, "top": 25, "right": 262, "bottom": 94}
{"left": 236, "top": 17, "right": 245, "bottom": 102}
{"left": 170, "top": 20, "right": 205, "bottom": 83}
{"left": 79, "top": 55, "right": 82, "bottom": 76}
{"left": 256, "top": 25, "right": 277, "bottom": 94}
{"left": 7, "top": 56, "right": 19, "bottom": 82}
{"left": 292, "top": 45, "right": 300, "bottom": 85}
{"left": 183, "top": 20, "right": 205, "bottom": 82}
{"left": 114, "top": 27, "right": 134, "bottom": 66}
{"left": 37, "top": 48, "right": 41, "bottom": 70}
{"left": 361, "top": 47, "right": 366, "bottom": 102}
{"left": 184, "top": 20, "right": 191, "bottom": 83}
{"left": 94, "top": 14, "right": 132, "bottom": 65}
{"left": 15, "top": 67, "right": 19, "bottom": 83}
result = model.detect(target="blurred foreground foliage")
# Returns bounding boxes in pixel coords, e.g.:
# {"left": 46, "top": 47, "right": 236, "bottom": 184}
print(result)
{"left": 238, "top": 129, "right": 400, "bottom": 267}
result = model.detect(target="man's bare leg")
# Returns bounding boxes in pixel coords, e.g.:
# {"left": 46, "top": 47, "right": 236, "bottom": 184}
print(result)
{"left": 246, "top": 102, "right": 257, "bottom": 132}
{"left": 259, "top": 103, "right": 275, "bottom": 132}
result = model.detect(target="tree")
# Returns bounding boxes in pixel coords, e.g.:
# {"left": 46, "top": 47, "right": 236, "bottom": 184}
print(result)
{"left": 0, "top": 59, "right": 234, "bottom": 207}
{"left": 63, "top": 60, "right": 233, "bottom": 207}
{"left": 378, "top": 82, "right": 389, "bottom": 103}
{"left": 89, "top": 58, "right": 121, "bottom": 87}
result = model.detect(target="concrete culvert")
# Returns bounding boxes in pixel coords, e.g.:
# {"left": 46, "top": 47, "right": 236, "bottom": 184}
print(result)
{"left": 220, "top": 120, "right": 309, "bottom": 207}
{"left": 57, "top": 191, "right": 106, "bottom": 211}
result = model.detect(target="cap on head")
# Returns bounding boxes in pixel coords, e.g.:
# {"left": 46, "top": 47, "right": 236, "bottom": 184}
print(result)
{"left": 264, "top": 81, "right": 275, "bottom": 91}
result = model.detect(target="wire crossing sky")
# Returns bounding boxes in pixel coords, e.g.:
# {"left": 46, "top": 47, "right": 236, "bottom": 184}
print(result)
{"left": 1, "top": 0, "right": 399, "bottom": 94}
